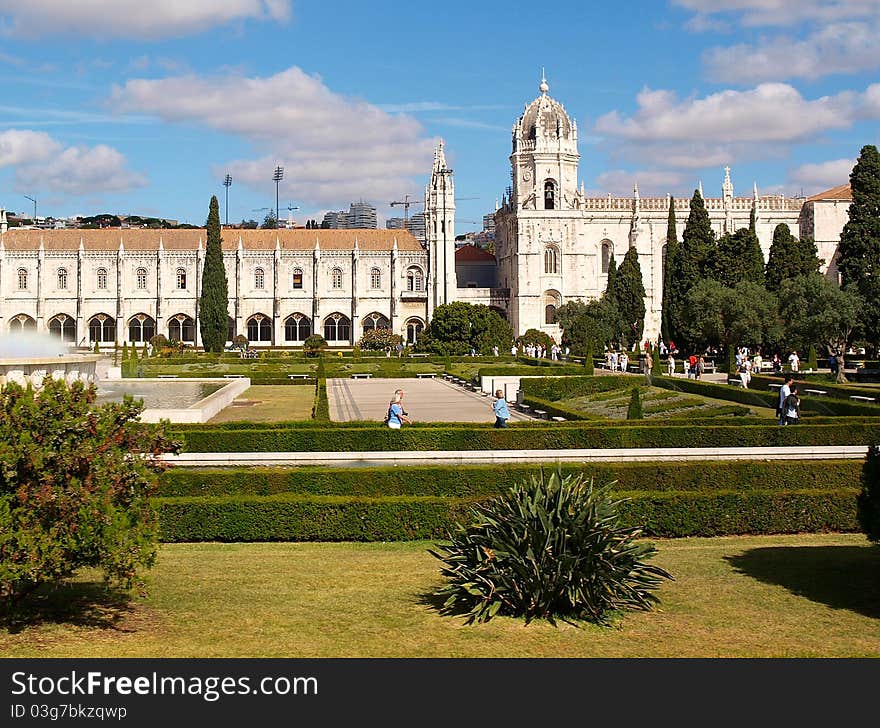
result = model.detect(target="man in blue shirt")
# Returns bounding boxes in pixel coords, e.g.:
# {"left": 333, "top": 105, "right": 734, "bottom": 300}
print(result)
{"left": 493, "top": 389, "right": 510, "bottom": 428}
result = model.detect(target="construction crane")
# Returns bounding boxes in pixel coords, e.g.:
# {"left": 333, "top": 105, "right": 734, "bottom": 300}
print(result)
{"left": 389, "top": 193, "right": 424, "bottom": 232}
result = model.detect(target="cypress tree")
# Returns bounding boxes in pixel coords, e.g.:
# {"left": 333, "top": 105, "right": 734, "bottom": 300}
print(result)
{"left": 583, "top": 345, "right": 594, "bottom": 374}
{"left": 749, "top": 205, "right": 757, "bottom": 235}
{"left": 838, "top": 145, "right": 880, "bottom": 347}
{"left": 200, "top": 195, "right": 230, "bottom": 353}
{"left": 661, "top": 196, "right": 678, "bottom": 342}
{"left": 609, "top": 247, "right": 646, "bottom": 348}
{"left": 668, "top": 189, "right": 715, "bottom": 347}
{"left": 765, "top": 223, "right": 819, "bottom": 292}
{"left": 626, "top": 387, "right": 643, "bottom": 420}
{"left": 604, "top": 250, "right": 617, "bottom": 297}
{"left": 715, "top": 228, "right": 764, "bottom": 287}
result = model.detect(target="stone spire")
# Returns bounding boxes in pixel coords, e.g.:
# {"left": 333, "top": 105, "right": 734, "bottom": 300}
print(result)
{"left": 539, "top": 68, "right": 549, "bottom": 95}
{"left": 722, "top": 166, "right": 733, "bottom": 200}
{"left": 698, "top": 179, "right": 704, "bottom": 197}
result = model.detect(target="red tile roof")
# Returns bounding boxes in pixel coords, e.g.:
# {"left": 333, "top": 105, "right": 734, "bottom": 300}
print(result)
{"left": 455, "top": 244, "right": 496, "bottom": 262}
{"left": 0, "top": 228, "right": 423, "bottom": 252}
{"left": 808, "top": 184, "right": 852, "bottom": 202}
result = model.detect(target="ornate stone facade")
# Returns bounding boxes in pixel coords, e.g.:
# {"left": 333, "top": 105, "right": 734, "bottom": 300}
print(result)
{"left": 0, "top": 227, "right": 429, "bottom": 348}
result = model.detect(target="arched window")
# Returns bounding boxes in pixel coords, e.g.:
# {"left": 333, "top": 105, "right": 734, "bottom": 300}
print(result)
{"left": 284, "top": 313, "right": 311, "bottom": 342}
{"left": 370, "top": 267, "right": 382, "bottom": 289}
{"left": 331, "top": 267, "right": 343, "bottom": 290}
{"left": 176, "top": 268, "right": 187, "bottom": 290}
{"left": 323, "top": 313, "right": 351, "bottom": 342}
{"left": 246, "top": 314, "right": 272, "bottom": 342}
{"left": 406, "top": 266, "right": 424, "bottom": 292}
{"left": 17, "top": 268, "right": 27, "bottom": 290}
{"left": 601, "top": 241, "right": 612, "bottom": 274}
{"left": 168, "top": 314, "right": 195, "bottom": 343}
{"left": 136, "top": 267, "right": 148, "bottom": 290}
{"left": 544, "top": 246, "right": 558, "bottom": 274}
{"left": 48, "top": 314, "right": 76, "bottom": 342}
{"left": 9, "top": 314, "right": 36, "bottom": 334}
{"left": 405, "top": 318, "right": 424, "bottom": 345}
{"left": 88, "top": 314, "right": 116, "bottom": 343}
{"left": 292, "top": 268, "right": 303, "bottom": 289}
{"left": 254, "top": 267, "right": 265, "bottom": 290}
{"left": 57, "top": 268, "right": 68, "bottom": 290}
{"left": 543, "top": 290, "right": 561, "bottom": 326}
{"left": 128, "top": 314, "right": 156, "bottom": 343}
{"left": 544, "top": 179, "right": 556, "bottom": 210}
{"left": 362, "top": 313, "right": 390, "bottom": 332}
{"left": 96, "top": 268, "right": 108, "bottom": 290}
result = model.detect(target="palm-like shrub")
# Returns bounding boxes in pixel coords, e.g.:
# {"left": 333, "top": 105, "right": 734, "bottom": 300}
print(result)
{"left": 430, "top": 469, "right": 672, "bottom": 624}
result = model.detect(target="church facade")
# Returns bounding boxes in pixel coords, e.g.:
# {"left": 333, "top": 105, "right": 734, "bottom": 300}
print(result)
{"left": 431, "top": 75, "right": 848, "bottom": 346}
{"left": 0, "top": 75, "right": 851, "bottom": 350}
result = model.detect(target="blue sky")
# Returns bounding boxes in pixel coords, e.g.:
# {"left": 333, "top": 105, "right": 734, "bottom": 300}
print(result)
{"left": 0, "top": 0, "right": 878, "bottom": 230}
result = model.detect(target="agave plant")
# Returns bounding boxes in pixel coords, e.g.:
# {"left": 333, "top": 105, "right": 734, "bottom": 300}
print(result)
{"left": 429, "top": 469, "right": 673, "bottom": 625}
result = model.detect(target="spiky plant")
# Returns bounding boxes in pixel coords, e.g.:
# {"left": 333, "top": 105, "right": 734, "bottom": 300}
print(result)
{"left": 429, "top": 469, "right": 672, "bottom": 625}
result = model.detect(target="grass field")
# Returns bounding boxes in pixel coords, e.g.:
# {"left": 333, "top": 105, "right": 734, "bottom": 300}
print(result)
{"left": 208, "top": 386, "right": 315, "bottom": 423}
{"left": 559, "top": 385, "right": 777, "bottom": 419}
{"left": 3, "top": 534, "right": 877, "bottom": 658}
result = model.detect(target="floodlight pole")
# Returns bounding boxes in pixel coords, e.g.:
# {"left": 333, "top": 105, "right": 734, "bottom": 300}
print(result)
{"left": 223, "top": 174, "right": 232, "bottom": 226}
{"left": 24, "top": 195, "right": 36, "bottom": 221}
{"left": 273, "top": 166, "right": 284, "bottom": 224}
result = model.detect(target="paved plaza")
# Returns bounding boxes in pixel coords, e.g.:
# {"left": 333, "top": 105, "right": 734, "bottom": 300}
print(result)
{"left": 326, "top": 377, "right": 532, "bottom": 424}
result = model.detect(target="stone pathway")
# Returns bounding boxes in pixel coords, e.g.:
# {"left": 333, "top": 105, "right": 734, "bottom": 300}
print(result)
{"left": 326, "top": 376, "right": 532, "bottom": 423}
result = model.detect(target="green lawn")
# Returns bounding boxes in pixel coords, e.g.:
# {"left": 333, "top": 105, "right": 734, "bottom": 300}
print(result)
{"left": 560, "top": 385, "right": 777, "bottom": 420}
{"left": 208, "top": 386, "right": 315, "bottom": 423}
{"left": 3, "top": 534, "right": 877, "bottom": 657}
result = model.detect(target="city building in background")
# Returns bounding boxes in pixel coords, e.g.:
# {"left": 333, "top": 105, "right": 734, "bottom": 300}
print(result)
{"left": 322, "top": 202, "right": 377, "bottom": 230}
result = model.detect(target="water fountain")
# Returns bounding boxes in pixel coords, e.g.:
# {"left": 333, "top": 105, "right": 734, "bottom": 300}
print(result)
{"left": 0, "top": 332, "right": 101, "bottom": 388}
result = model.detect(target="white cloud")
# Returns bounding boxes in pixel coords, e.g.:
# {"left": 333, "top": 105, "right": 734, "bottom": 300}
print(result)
{"left": 0, "top": 129, "right": 145, "bottom": 194}
{"left": 110, "top": 66, "right": 435, "bottom": 208}
{"left": 673, "top": 0, "right": 879, "bottom": 28}
{"left": 0, "top": 129, "right": 60, "bottom": 166}
{"left": 788, "top": 158, "right": 855, "bottom": 192}
{"left": 593, "top": 169, "right": 684, "bottom": 196}
{"left": 704, "top": 21, "right": 880, "bottom": 82}
{"left": 596, "top": 84, "right": 856, "bottom": 144}
{"left": 0, "top": 0, "right": 291, "bottom": 39}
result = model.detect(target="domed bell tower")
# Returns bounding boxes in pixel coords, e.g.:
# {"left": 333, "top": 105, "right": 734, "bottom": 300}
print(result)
{"left": 510, "top": 72, "right": 580, "bottom": 212}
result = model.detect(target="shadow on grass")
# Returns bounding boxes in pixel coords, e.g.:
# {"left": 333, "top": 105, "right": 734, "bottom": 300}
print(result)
{"left": 1, "top": 581, "right": 134, "bottom": 634}
{"left": 726, "top": 544, "right": 880, "bottom": 619}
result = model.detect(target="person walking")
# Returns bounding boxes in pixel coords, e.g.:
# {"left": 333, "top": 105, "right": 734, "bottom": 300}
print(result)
{"left": 777, "top": 375, "right": 793, "bottom": 426}
{"left": 386, "top": 390, "right": 411, "bottom": 429}
{"left": 620, "top": 351, "right": 629, "bottom": 373}
{"left": 782, "top": 386, "right": 801, "bottom": 425}
{"left": 667, "top": 353, "right": 675, "bottom": 377}
{"left": 696, "top": 355, "right": 705, "bottom": 380}
{"left": 492, "top": 389, "right": 510, "bottom": 428}
{"left": 788, "top": 350, "right": 800, "bottom": 373}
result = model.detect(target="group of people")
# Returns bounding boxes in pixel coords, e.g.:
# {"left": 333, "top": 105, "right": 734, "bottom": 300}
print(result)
{"left": 383, "top": 387, "right": 512, "bottom": 429}
{"left": 605, "top": 351, "right": 630, "bottom": 372}
{"left": 516, "top": 342, "right": 567, "bottom": 360}
{"left": 777, "top": 375, "right": 801, "bottom": 425}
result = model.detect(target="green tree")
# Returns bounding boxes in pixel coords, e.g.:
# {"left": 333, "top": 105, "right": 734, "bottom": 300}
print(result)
{"left": 661, "top": 196, "right": 678, "bottom": 342}
{"left": 777, "top": 274, "right": 862, "bottom": 383}
{"left": 626, "top": 386, "right": 643, "bottom": 420}
{"left": 749, "top": 205, "right": 757, "bottom": 235}
{"left": 715, "top": 228, "right": 765, "bottom": 288}
{"left": 838, "top": 145, "right": 880, "bottom": 348}
{"left": 604, "top": 250, "right": 617, "bottom": 296}
{"left": 765, "top": 223, "right": 821, "bottom": 292}
{"left": 518, "top": 328, "right": 554, "bottom": 349}
{"left": 199, "top": 196, "right": 230, "bottom": 353}
{"left": 303, "top": 334, "right": 328, "bottom": 358}
{"left": 262, "top": 212, "right": 278, "bottom": 229}
{"left": 0, "top": 379, "right": 177, "bottom": 610}
{"left": 556, "top": 298, "right": 618, "bottom": 355}
{"left": 358, "top": 328, "right": 402, "bottom": 351}
{"left": 681, "top": 279, "right": 781, "bottom": 352}
{"left": 858, "top": 445, "right": 880, "bottom": 543}
{"left": 417, "top": 302, "right": 513, "bottom": 355}
{"left": 667, "top": 189, "right": 716, "bottom": 347}
{"left": 608, "top": 247, "right": 646, "bottom": 348}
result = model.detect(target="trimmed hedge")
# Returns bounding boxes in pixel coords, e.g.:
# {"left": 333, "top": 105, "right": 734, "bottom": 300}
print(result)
{"left": 477, "top": 365, "right": 589, "bottom": 379}
{"left": 312, "top": 379, "right": 329, "bottom": 421}
{"left": 158, "top": 460, "right": 863, "bottom": 498}
{"left": 519, "top": 375, "right": 628, "bottom": 401}
{"left": 520, "top": 395, "right": 594, "bottom": 421}
{"left": 173, "top": 421, "right": 880, "bottom": 452}
{"left": 750, "top": 373, "right": 880, "bottom": 404}
{"left": 652, "top": 375, "right": 880, "bottom": 416}
{"left": 154, "top": 488, "right": 859, "bottom": 542}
